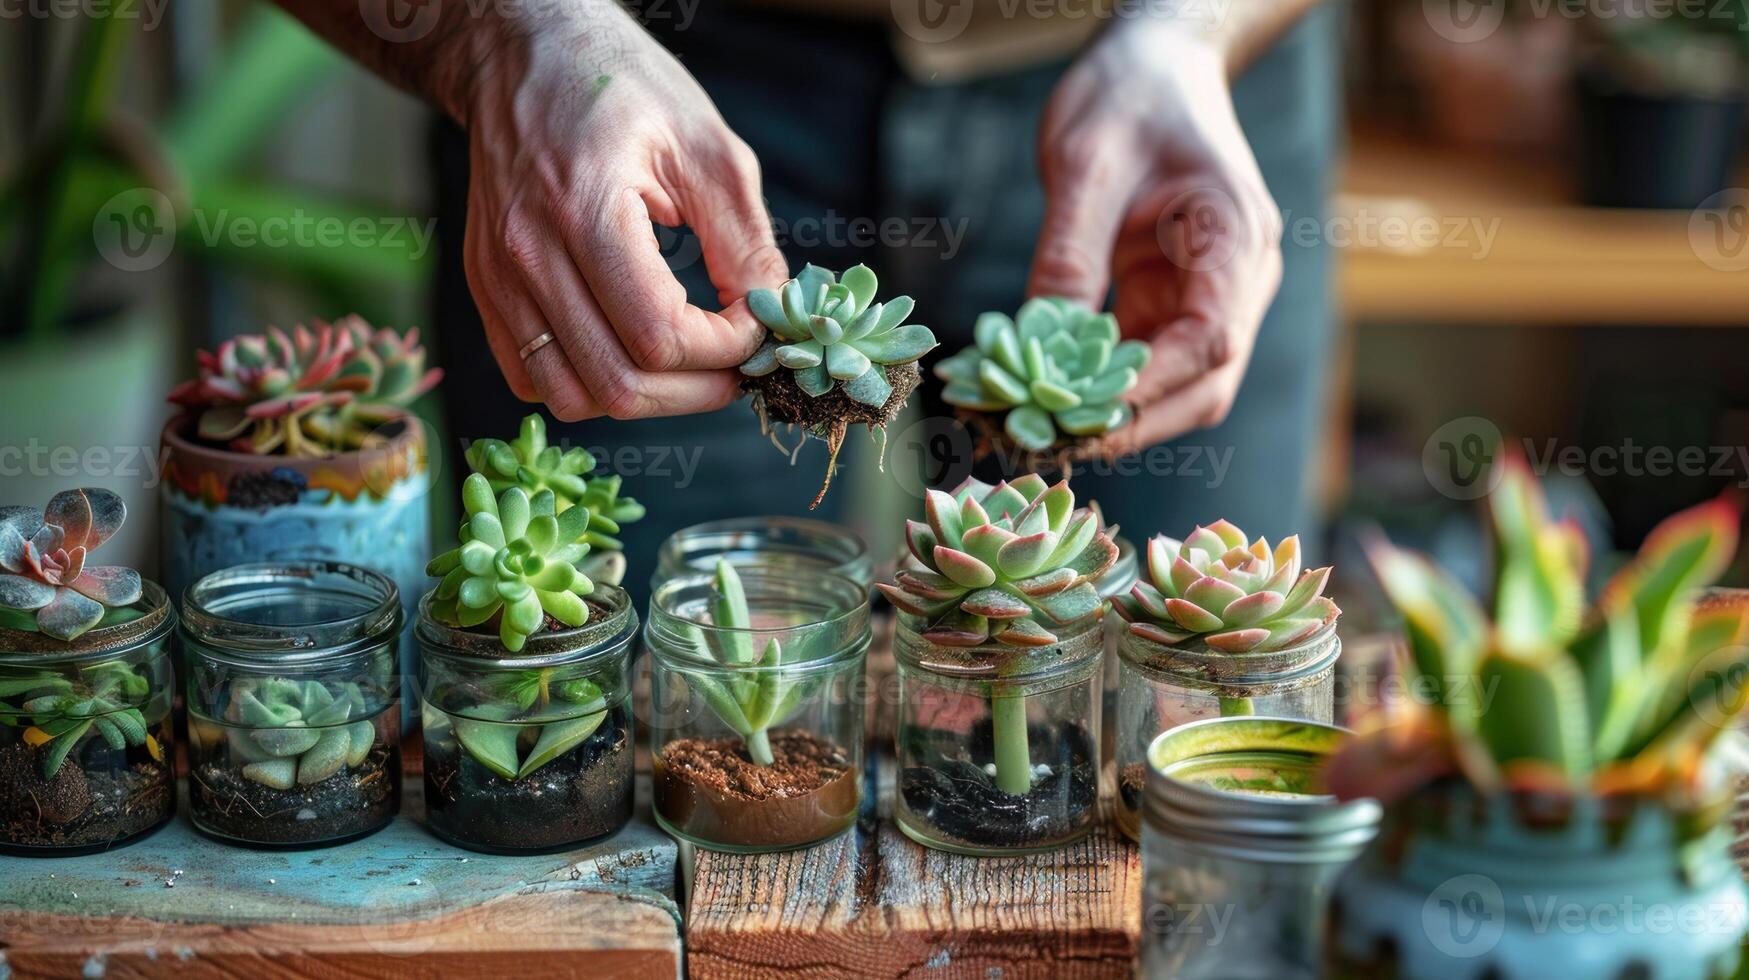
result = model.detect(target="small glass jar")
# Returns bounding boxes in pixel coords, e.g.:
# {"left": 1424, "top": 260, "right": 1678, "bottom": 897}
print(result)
{"left": 1096, "top": 536, "right": 1138, "bottom": 745}
{"left": 894, "top": 613, "right": 1103, "bottom": 856}
{"left": 653, "top": 517, "right": 874, "bottom": 591}
{"left": 0, "top": 583, "right": 176, "bottom": 856}
{"left": 417, "top": 585, "right": 638, "bottom": 854}
{"left": 181, "top": 562, "right": 402, "bottom": 849}
{"left": 1140, "top": 717, "right": 1379, "bottom": 979}
{"left": 646, "top": 569, "right": 868, "bottom": 853}
{"left": 1115, "top": 620, "right": 1339, "bottom": 839}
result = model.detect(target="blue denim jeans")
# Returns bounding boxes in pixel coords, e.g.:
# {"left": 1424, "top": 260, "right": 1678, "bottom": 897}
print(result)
{"left": 432, "top": 3, "right": 1341, "bottom": 606}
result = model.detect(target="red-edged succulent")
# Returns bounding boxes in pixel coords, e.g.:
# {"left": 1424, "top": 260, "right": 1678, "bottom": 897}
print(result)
{"left": 1113, "top": 520, "right": 1339, "bottom": 653}
{"left": 879, "top": 475, "right": 1118, "bottom": 647}
{"left": 0, "top": 489, "right": 142, "bottom": 641}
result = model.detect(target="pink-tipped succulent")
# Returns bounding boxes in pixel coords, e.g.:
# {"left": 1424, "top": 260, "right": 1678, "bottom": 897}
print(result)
{"left": 1114, "top": 520, "right": 1339, "bottom": 653}
{"left": 0, "top": 490, "right": 143, "bottom": 641}
{"left": 333, "top": 314, "right": 443, "bottom": 424}
{"left": 879, "top": 475, "right": 1118, "bottom": 647}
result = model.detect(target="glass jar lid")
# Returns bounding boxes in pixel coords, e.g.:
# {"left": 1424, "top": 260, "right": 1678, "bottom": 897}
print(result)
{"left": 0, "top": 580, "right": 174, "bottom": 662}
{"left": 179, "top": 562, "right": 401, "bottom": 666}
{"left": 416, "top": 583, "right": 638, "bottom": 669}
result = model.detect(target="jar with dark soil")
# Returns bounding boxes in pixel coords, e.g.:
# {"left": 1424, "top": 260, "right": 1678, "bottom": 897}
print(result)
{"left": 894, "top": 613, "right": 1102, "bottom": 856}
{"left": 417, "top": 585, "right": 638, "bottom": 854}
{"left": 1113, "top": 620, "right": 1338, "bottom": 840}
{"left": 646, "top": 568, "right": 868, "bottom": 853}
{"left": 181, "top": 563, "right": 402, "bottom": 849}
{"left": 0, "top": 583, "right": 177, "bottom": 856}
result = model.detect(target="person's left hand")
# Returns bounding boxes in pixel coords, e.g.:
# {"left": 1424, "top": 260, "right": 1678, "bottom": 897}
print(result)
{"left": 1029, "top": 22, "right": 1284, "bottom": 457}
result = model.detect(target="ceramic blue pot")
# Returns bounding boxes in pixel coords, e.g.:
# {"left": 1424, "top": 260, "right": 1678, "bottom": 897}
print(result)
{"left": 1329, "top": 789, "right": 1746, "bottom": 979}
{"left": 159, "top": 415, "right": 431, "bottom": 705}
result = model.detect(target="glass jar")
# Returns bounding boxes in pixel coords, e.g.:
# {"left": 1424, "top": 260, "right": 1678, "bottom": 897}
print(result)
{"left": 894, "top": 613, "right": 1103, "bottom": 856}
{"left": 646, "top": 568, "right": 868, "bottom": 853}
{"left": 181, "top": 562, "right": 402, "bottom": 848}
{"left": 417, "top": 584, "right": 638, "bottom": 854}
{"left": 1140, "top": 717, "right": 1379, "bottom": 979}
{"left": 653, "top": 517, "right": 874, "bottom": 591}
{"left": 1115, "top": 620, "right": 1339, "bottom": 839}
{"left": 1096, "top": 536, "right": 1138, "bottom": 750}
{"left": 0, "top": 583, "right": 176, "bottom": 856}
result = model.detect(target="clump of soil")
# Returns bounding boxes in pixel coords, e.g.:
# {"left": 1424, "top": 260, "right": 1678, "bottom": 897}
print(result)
{"left": 898, "top": 718, "right": 1097, "bottom": 851}
{"left": 425, "top": 716, "right": 632, "bottom": 853}
{"left": 0, "top": 738, "right": 174, "bottom": 854}
{"left": 744, "top": 361, "right": 921, "bottom": 508}
{"left": 653, "top": 729, "right": 859, "bottom": 850}
{"left": 225, "top": 467, "right": 307, "bottom": 508}
{"left": 191, "top": 743, "right": 398, "bottom": 847}
{"left": 1119, "top": 762, "right": 1147, "bottom": 816}
{"left": 956, "top": 409, "right": 1112, "bottom": 477}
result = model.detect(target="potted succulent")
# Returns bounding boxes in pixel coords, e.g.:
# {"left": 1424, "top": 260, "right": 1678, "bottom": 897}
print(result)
{"left": 738, "top": 264, "right": 938, "bottom": 507}
{"left": 416, "top": 473, "right": 639, "bottom": 853}
{"left": 646, "top": 560, "right": 869, "bottom": 852}
{"left": 181, "top": 562, "right": 403, "bottom": 848}
{"left": 0, "top": 490, "right": 176, "bottom": 855}
{"left": 936, "top": 298, "right": 1150, "bottom": 465}
{"left": 1109, "top": 521, "right": 1341, "bottom": 837}
{"left": 879, "top": 475, "right": 1117, "bottom": 855}
{"left": 1326, "top": 459, "right": 1749, "bottom": 977}
{"left": 461, "top": 413, "right": 644, "bottom": 587}
{"left": 161, "top": 315, "right": 439, "bottom": 678}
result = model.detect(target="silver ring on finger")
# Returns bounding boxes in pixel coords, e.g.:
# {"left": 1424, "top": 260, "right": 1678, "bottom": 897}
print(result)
{"left": 518, "top": 332, "right": 556, "bottom": 360}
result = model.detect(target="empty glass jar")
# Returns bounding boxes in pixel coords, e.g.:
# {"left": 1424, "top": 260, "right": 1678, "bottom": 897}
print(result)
{"left": 418, "top": 584, "right": 638, "bottom": 854}
{"left": 181, "top": 562, "right": 402, "bottom": 848}
{"left": 894, "top": 614, "right": 1103, "bottom": 856}
{"left": 0, "top": 583, "right": 176, "bottom": 856}
{"left": 653, "top": 517, "right": 874, "bottom": 590}
{"left": 646, "top": 568, "right": 868, "bottom": 853}
{"left": 1115, "top": 620, "right": 1339, "bottom": 839}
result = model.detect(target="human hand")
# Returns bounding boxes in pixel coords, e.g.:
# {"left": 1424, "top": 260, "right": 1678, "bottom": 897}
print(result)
{"left": 1029, "top": 24, "right": 1283, "bottom": 456}
{"left": 457, "top": 2, "right": 787, "bottom": 420}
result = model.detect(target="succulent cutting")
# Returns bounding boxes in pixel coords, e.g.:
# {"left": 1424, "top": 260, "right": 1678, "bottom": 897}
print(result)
{"left": 425, "top": 474, "right": 598, "bottom": 653}
{"left": 739, "top": 264, "right": 938, "bottom": 507}
{"left": 0, "top": 489, "right": 142, "bottom": 641}
{"left": 432, "top": 670, "right": 607, "bottom": 781}
{"left": 0, "top": 661, "right": 158, "bottom": 778}
{"left": 880, "top": 475, "right": 1116, "bottom": 794}
{"left": 221, "top": 678, "right": 377, "bottom": 790}
{"left": 463, "top": 414, "right": 644, "bottom": 586}
{"left": 1327, "top": 456, "right": 1749, "bottom": 810}
{"left": 937, "top": 298, "right": 1150, "bottom": 454}
{"left": 168, "top": 316, "right": 441, "bottom": 457}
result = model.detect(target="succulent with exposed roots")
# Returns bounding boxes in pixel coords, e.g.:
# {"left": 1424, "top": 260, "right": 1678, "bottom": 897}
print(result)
{"left": 739, "top": 264, "right": 937, "bottom": 508}
{"left": 0, "top": 489, "right": 142, "bottom": 641}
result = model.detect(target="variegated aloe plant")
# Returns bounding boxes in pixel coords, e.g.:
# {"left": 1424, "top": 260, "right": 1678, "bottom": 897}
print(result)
{"left": 1327, "top": 456, "right": 1749, "bottom": 812}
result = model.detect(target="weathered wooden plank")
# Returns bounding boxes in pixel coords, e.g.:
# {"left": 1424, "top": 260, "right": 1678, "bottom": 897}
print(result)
{"left": 0, "top": 737, "right": 681, "bottom": 979}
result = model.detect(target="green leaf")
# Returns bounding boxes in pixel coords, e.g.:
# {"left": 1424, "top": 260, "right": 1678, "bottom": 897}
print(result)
{"left": 455, "top": 710, "right": 523, "bottom": 781}
{"left": 41, "top": 720, "right": 90, "bottom": 778}
{"left": 825, "top": 341, "right": 871, "bottom": 381}
{"left": 243, "top": 759, "right": 298, "bottom": 790}
{"left": 712, "top": 560, "right": 755, "bottom": 666}
{"left": 1474, "top": 648, "right": 1591, "bottom": 778}
{"left": 297, "top": 728, "right": 352, "bottom": 784}
{"left": 517, "top": 712, "right": 606, "bottom": 779}
{"left": 1004, "top": 405, "right": 1057, "bottom": 451}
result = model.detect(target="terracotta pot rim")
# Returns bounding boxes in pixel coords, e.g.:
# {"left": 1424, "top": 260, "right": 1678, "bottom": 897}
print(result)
{"left": 160, "top": 409, "right": 423, "bottom": 469}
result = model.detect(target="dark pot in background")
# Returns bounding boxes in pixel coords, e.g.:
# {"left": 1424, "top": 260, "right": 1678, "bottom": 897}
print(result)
{"left": 1577, "top": 66, "right": 1744, "bottom": 209}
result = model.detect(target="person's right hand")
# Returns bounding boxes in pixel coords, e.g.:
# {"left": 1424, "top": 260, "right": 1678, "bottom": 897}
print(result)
{"left": 457, "top": 2, "right": 788, "bottom": 420}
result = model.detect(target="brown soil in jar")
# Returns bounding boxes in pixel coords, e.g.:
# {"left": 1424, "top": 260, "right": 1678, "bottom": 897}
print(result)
{"left": 1119, "top": 762, "right": 1147, "bottom": 815}
{"left": 0, "top": 740, "right": 174, "bottom": 854}
{"left": 653, "top": 730, "right": 859, "bottom": 849}
{"left": 190, "top": 743, "right": 399, "bottom": 847}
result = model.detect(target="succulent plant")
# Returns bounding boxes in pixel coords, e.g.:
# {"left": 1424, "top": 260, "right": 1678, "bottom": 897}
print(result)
{"left": 879, "top": 475, "right": 1118, "bottom": 648}
{"left": 1327, "top": 456, "right": 1749, "bottom": 810}
{"left": 936, "top": 298, "right": 1150, "bottom": 452}
{"left": 1114, "top": 521, "right": 1339, "bottom": 653}
{"left": 426, "top": 474, "right": 597, "bottom": 653}
{"left": 462, "top": 414, "right": 643, "bottom": 585}
{"left": 440, "top": 670, "right": 609, "bottom": 781}
{"left": 0, "top": 489, "right": 142, "bottom": 641}
{"left": 1, "top": 661, "right": 158, "bottom": 778}
{"left": 223, "top": 678, "right": 376, "bottom": 790}
{"left": 169, "top": 317, "right": 440, "bottom": 456}
{"left": 739, "top": 264, "right": 938, "bottom": 507}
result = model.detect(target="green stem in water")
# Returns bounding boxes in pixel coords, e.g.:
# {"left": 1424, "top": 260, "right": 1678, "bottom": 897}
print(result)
{"left": 1219, "top": 696, "right": 1256, "bottom": 717}
{"left": 990, "top": 686, "right": 1033, "bottom": 796}
{"left": 744, "top": 727, "right": 775, "bottom": 767}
